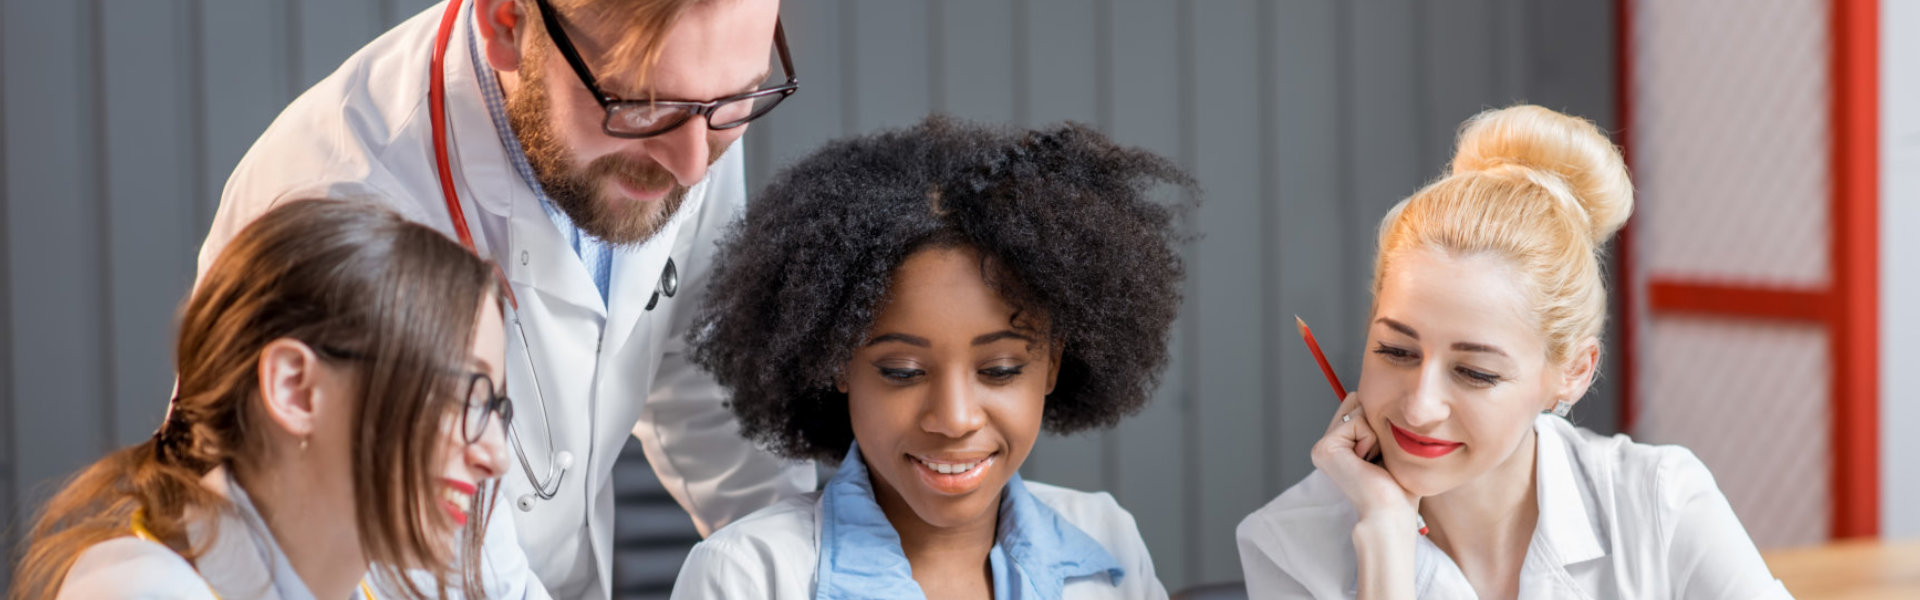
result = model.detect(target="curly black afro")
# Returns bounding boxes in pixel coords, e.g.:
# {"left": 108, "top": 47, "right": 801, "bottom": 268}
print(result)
{"left": 691, "top": 116, "right": 1196, "bottom": 462}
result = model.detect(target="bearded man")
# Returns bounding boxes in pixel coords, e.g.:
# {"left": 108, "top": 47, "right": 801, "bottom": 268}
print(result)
{"left": 195, "top": 1, "right": 809, "bottom": 597}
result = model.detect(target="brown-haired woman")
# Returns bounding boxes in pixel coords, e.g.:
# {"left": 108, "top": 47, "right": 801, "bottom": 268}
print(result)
{"left": 10, "top": 199, "right": 512, "bottom": 599}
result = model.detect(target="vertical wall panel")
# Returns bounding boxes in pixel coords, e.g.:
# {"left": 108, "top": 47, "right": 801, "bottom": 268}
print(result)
{"left": 1344, "top": 1, "right": 1424, "bottom": 293}
{"left": 933, "top": 0, "right": 1016, "bottom": 123}
{"left": 1267, "top": 0, "right": 1347, "bottom": 497}
{"left": 202, "top": 0, "right": 295, "bottom": 221}
{"left": 847, "top": 1, "right": 931, "bottom": 134}
{"left": 745, "top": 1, "right": 845, "bottom": 191}
{"left": 1187, "top": 0, "right": 1268, "bottom": 585}
{"left": 0, "top": 0, "right": 13, "bottom": 579}
{"left": 102, "top": 0, "right": 202, "bottom": 446}
{"left": 4, "top": 0, "right": 108, "bottom": 521}
{"left": 1526, "top": 0, "right": 1623, "bottom": 434}
{"left": 1018, "top": 0, "right": 1107, "bottom": 495}
{"left": 1106, "top": 0, "right": 1189, "bottom": 587}
{"left": 1418, "top": 0, "right": 1502, "bottom": 172}
{"left": 294, "top": 0, "right": 383, "bottom": 91}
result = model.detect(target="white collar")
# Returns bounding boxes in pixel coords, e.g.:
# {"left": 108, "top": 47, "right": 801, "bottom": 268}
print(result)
{"left": 187, "top": 467, "right": 325, "bottom": 600}
{"left": 1531, "top": 414, "right": 1609, "bottom": 567}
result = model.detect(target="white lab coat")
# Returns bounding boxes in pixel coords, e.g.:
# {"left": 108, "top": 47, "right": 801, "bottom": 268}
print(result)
{"left": 196, "top": 2, "right": 815, "bottom": 598}
{"left": 1235, "top": 414, "right": 1791, "bottom": 599}
{"left": 668, "top": 480, "right": 1169, "bottom": 600}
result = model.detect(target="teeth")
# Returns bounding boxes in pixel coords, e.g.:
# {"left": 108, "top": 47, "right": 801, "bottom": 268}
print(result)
{"left": 915, "top": 456, "right": 988, "bottom": 475}
{"left": 443, "top": 486, "right": 472, "bottom": 514}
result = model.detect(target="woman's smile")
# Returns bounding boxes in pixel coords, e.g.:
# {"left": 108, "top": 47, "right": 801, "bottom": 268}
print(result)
{"left": 909, "top": 452, "right": 1000, "bottom": 495}
{"left": 1390, "top": 423, "right": 1464, "bottom": 459}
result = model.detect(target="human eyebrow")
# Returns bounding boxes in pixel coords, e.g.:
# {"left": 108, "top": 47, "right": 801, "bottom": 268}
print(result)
{"left": 866, "top": 333, "right": 930, "bottom": 348}
{"left": 1450, "top": 342, "right": 1510, "bottom": 357}
{"left": 468, "top": 357, "right": 498, "bottom": 377}
{"left": 618, "top": 69, "right": 771, "bottom": 103}
{"left": 1375, "top": 318, "right": 1418, "bottom": 339}
{"left": 971, "top": 330, "right": 1036, "bottom": 346}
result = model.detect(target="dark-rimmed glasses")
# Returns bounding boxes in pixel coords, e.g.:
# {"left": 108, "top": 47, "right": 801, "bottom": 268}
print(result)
{"left": 314, "top": 345, "right": 514, "bottom": 446}
{"left": 532, "top": 0, "right": 798, "bottom": 138}
{"left": 458, "top": 372, "right": 515, "bottom": 445}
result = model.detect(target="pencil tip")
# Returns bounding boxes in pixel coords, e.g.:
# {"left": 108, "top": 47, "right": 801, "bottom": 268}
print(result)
{"left": 1294, "top": 315, "right": 1307, "bottom": 333}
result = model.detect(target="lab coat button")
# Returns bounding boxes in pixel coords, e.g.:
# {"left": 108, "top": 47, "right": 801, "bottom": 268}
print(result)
{"left": 520, "top": 250, "right": 530, "bottom": 265}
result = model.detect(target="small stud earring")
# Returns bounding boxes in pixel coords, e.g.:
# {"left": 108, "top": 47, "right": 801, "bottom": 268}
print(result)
{"left": 1552, "top": 400, "right": 1574, "bottom": 418}
{"left": 300, "top": 438, "right": 309, "bottom": 452}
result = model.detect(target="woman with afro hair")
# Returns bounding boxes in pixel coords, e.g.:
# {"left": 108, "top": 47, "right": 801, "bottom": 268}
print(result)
{"left": 668, "top": 116, "right": 1193, "bottom": 600}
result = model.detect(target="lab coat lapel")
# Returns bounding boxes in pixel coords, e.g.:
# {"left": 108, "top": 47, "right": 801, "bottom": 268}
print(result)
{"left": 442, "top": 4, "right": 603, "bottom": 316}
{"left": 601, "top": 174, "right": 707, "bottom": 359}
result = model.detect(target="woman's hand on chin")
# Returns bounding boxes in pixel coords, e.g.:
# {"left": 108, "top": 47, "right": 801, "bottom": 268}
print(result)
{"left": 1311, "top": 392, "right": 1419, "bottom": 526}
{"left": 1314, "top": 391, "right": 1420, "bottom": 600}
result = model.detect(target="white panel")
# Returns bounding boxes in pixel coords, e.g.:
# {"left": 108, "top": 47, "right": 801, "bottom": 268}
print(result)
{"left": 1881, "top": 0, "right": 1920, "bottom": 540}
{"left": 1639, "top": 317, "right": 1828, "bottom": 549}
{"left": 1634, "top": 0, "right": 1830, "bottom": 287}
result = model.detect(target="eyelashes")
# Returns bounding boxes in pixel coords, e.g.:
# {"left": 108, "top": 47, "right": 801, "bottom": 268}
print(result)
{"left": 1371, "top": 343, "right": 1507, "bottom": 387}
{"left": 874, "top": 364, "right": 1028, "bottom": 384}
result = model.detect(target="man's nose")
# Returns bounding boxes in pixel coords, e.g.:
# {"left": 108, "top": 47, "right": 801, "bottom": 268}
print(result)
{"left": 642, "top": 118, "right": 715, "bottom": 186}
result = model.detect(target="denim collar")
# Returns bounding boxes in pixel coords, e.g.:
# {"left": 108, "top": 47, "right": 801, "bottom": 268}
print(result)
{"left": 815, "top": 444, "right": 1124, "bottom": 599}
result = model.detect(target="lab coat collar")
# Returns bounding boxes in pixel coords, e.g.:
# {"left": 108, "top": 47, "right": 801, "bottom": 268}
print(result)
{"left": 188, "top": 466, "right": 326, "bottom": 600}
{"left": 1532, "top": 414, "right": 1608, "bottom": 566}
{"left": 814, "top": 444, "right": 1124, "bottom": 599}
{"left": 454, "top": 0, "right": 710, "bottom": 335}
{"left": 447, "top": 2, "right": 523, "bottom": 223}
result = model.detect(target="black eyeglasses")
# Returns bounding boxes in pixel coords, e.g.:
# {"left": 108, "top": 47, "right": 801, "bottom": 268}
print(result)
{"left": 314, "top": 345, "right": 514, "bottom": 446}
{"left": 459, "top": 372, "right": 515, "bottom": 446}
{"left": 532, "top": 0, "right": 798, "bottom": 139}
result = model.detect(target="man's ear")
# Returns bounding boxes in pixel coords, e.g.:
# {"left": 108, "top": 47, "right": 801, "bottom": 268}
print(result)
{"left": 474, "top": 0, "right": 528, "bottom": 72}
{"left": 257, "top": 338, "right": 323, "bottom": 442}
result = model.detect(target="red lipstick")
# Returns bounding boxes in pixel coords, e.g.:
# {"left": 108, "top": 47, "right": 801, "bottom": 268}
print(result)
{"left": 1390, "top": 423, "right": 1463, "bottom": 459}
{"left": 441, "top": 479, "right": 477, "bottom": 526}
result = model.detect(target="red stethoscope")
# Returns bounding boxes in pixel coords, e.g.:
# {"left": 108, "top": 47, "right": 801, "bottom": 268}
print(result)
{"left": 429, "top": 0, "right": 484, "bottom": 264}
{"left": 426, "top": 0, "right": 573, "bottom": 510}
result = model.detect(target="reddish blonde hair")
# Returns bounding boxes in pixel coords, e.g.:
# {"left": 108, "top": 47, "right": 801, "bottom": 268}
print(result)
{"left": 1373, "top": 105, "right": 1634, "bottom": 364}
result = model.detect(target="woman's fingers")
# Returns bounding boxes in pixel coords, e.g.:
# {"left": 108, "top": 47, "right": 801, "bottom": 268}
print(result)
{"left": 1325, "top": 391, "right": 1363, "bottom": 435}
{"left": 1354, "top": 421, "right": 1377, "bottom": 461}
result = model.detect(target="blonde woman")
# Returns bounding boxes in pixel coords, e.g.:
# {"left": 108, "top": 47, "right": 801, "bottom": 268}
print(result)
{"left": 12, "top": 199, "right": 511, "bottom": 599}
{"left": 1236, "top": 106, "right": 1789, "bottom": 599}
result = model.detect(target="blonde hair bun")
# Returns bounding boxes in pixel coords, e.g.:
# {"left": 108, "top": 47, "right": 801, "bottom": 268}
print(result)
{"left": 1450, "top": 105, "right": 1633, "bottom": 244}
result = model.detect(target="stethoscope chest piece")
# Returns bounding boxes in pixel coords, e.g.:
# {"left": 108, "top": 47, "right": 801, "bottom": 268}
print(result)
{"left": 644, "top": 257, "right": 679, "bottom": 310}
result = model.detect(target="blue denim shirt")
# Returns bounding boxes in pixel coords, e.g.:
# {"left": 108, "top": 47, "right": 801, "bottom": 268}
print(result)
{"left": 814, "top": 445, "right": 1125, "bottom": 599}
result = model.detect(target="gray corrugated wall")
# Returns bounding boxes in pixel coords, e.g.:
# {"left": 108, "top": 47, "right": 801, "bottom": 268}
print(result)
{"left": 1, "top": 0, "right": 1617, "bottom": 595}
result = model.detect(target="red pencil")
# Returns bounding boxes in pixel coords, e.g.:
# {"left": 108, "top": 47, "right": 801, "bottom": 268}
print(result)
{"left": 1298, "top": 316, "right": 1423, "bottom": 534}
{"left": 1295, "top": 316, "right": 1348, "bottom": 401}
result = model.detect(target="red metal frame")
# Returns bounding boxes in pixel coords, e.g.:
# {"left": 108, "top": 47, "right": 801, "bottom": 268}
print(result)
{"left": 1615, "top": 0, "right": 1638, "bottom": 433}
{"left": 1829, "top": 0, "right": 1879, "bottom": 540}
{"left": 1628, "top": 0, "right": 1880, "bottom": 540}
